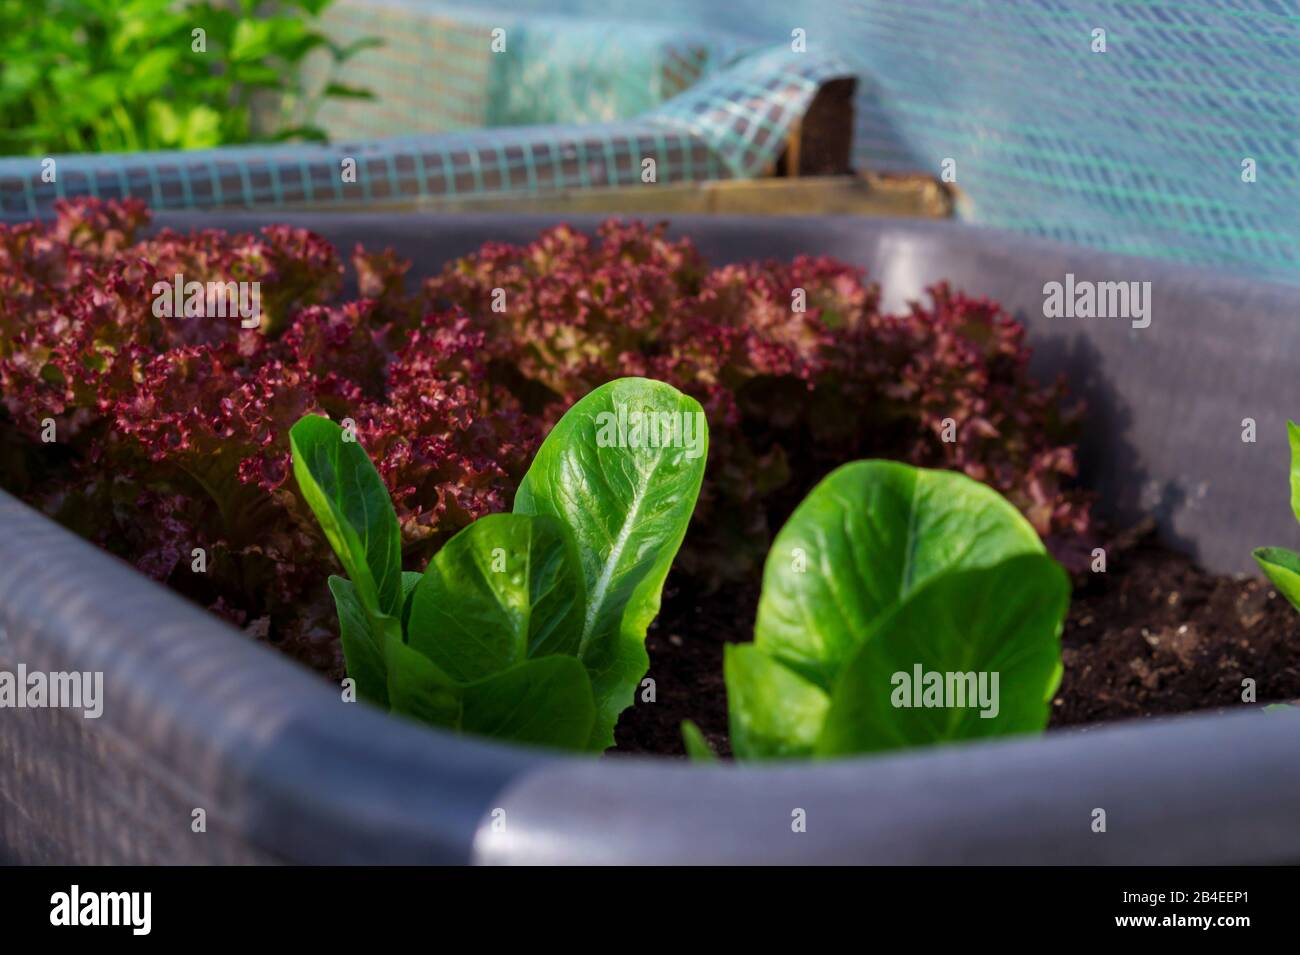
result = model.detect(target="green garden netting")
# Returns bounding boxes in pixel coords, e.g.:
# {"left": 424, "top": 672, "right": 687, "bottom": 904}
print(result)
{"left": 309, "top": 2, "right": 744, "bottom": 136}
{"left": 321, "top": 0, "right": 1300, "bottom": 287}
{"left": 1, "top": 0, "right": 1296, "bottom": 288}
{"left": 0, "top": 43, "right": 846, "bottom": 220}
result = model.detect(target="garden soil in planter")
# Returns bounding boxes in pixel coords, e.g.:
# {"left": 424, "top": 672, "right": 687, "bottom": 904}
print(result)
{"left": 617, "top": 522, "right": 1300, "bottom": 757}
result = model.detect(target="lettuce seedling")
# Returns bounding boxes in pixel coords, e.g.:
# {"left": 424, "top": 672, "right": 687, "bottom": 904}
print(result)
{"left": 1252, "top": 421, "right": 1300, "bottom": 610}
{"left": 680, "top": 719, "right": 717, "bottom": 762}
{"left": 292, "top": 377, "right": 707, "bottom": 752}
{"left": 702, "top": 460, "right": 1069, "bottom": 760}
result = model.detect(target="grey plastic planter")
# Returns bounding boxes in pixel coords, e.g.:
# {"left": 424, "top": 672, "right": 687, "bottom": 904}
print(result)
{"left": 2, "top": 214, "right": 1298, "bottom": 865}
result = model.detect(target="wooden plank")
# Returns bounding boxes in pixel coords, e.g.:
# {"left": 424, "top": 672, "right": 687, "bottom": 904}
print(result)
{"left": 266, "top": 173, "right": 957, "bottom": 219}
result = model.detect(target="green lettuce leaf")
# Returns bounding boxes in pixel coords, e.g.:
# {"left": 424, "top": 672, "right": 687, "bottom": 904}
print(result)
{"left": 1288, "top": 420, "right": 1300, "bottom": 524}
{"left": 406, "top": 513, "right": 585, "bottom": 683}
{"left": 754, "top": 460, "right": 1044, "bottom": 691}
{"left": 1253, "top": 546, "right": 1300, "bottom": 612}
{"left": 385, "top": 628, "right": 462, "bottom": 729}
{"left": 514, "top": 377, "right": 708, "bottom": 750}
{"left": 725, "top": 643, "right": 830, "bottom": 760}
{"left": 460, "top": 656, "right": 595, "bottom": 751}
{"left": 290, "top": 414, "right": 402, "bottom": 617}
{"left": 327, "top": 575, "right": 390, "bottom": 707}
{"left": 816, "top": 553, "right": 1069, "bottom": 756}
{"left": 680, "top": 719, "right": 718, "bottom": 762}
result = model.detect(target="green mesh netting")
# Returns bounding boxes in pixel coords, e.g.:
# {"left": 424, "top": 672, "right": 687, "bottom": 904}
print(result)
{"left": 0, "top": 43, "right": 846, "bottom": 220}
{"left": 320, "top": 0, "right": 1300, "bottom": 286}
{"left": 308, "top": 3, "right": 743, "bottom": 136}
{"left": 2, "top": 0, "right": 1295, "bottom": 289}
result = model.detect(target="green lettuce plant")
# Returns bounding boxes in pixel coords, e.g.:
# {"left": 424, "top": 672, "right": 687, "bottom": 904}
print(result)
{"left": 291, "top": 377, "right": 707, "bottom": 752}
{"left": 691, "top": 460, "right": 1070, "bottom": 760}
{"left": 1252, "top": 421, "right": 1300, "bottom": 610}
{"left": 0, "top": 0, "right": 377, "bottom": 155}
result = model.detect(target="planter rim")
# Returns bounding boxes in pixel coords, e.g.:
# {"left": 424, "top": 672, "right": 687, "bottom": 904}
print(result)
{"left": 4, "top": 485, "right": 1297, "bottom": 865}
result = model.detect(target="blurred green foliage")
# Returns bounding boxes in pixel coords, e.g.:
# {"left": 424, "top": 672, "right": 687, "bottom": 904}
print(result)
{"left": 0, "top": 0, "right": 381, "bottom": 155}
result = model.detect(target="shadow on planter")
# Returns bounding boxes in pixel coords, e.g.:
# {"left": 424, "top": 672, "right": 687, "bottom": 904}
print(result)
{"left": 1, "top": 214, "right": 1298, "bottom": 864}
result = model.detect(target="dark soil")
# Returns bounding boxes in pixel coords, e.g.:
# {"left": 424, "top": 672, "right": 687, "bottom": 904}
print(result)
{"left": 613, "top": 524, "right": 1300, "bottom": 756}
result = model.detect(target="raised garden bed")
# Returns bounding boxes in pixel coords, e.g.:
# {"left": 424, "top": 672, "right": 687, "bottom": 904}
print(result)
{"left": 1, "top": 209, "right": 1298, "bottom": 864}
